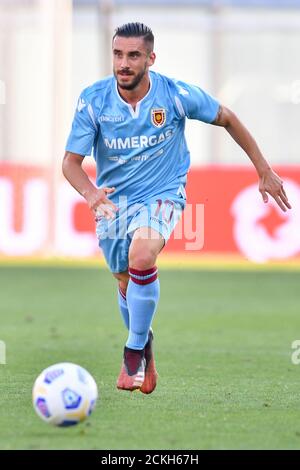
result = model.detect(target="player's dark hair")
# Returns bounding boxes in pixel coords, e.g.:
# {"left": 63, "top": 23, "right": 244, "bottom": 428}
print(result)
{"left": 113, "top": 22, "right": 154, "bottom": 52}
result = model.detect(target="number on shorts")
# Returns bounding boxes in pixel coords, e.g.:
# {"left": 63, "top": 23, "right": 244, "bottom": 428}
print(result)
{"left": 154, "top": 199, "right": 175, "bottom": 224}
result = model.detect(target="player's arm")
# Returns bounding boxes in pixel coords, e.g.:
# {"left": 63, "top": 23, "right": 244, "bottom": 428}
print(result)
{"left": 212, "top": 105, "right": 291, "bottom": 212}
{"left": 62, "top": 151, "right": 118, "bottom": 220}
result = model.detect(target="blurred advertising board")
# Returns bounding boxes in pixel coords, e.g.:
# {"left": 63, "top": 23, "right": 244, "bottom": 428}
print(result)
{"left": 0, "top": 163, "right": 299, "bottom": 262}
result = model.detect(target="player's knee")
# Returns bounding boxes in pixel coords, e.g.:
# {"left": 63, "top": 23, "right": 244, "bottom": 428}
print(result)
{"left": 129, "top": 249, "right": 156, "bottom": 270}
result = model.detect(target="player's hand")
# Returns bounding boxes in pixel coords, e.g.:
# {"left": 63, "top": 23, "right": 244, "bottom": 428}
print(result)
{"left": 259, "top": 169, "right": 292, "bottom": 212}
{"left": 84, "top": 187, "right": 118, "bottom": 220}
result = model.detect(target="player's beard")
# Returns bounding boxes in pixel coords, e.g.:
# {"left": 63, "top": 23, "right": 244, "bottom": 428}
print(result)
{"left": 115, "top": 64, "right": 147, "bottom": 91}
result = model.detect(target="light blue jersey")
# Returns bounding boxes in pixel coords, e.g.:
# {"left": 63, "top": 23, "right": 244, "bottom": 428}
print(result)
{"left": 66, "top": 71, "right": 219, "bottom": 207}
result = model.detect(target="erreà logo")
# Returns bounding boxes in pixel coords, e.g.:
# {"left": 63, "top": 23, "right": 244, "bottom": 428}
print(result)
{"left": 151, "top": 108, "right": 166, "bottom": 128}
{"left": 77, "top": 98, "right": 86, "bottom": 112}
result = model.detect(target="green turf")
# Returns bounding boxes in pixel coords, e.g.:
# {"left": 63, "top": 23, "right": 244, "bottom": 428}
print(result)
{"left": 0, "top": 265, "right": 300, "bottom": 450}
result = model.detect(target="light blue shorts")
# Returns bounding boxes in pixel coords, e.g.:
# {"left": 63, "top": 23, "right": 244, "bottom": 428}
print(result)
{"left": 96, "top": 187, "right": 186, "bottom": 273}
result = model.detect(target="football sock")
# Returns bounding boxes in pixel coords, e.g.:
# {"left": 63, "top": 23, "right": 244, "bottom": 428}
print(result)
{"left": 117, "top": 287, "right": 154, "bottom": 341}
{"left": 118, "top": 287, "right": 129, "bottom": 330}
{"left": 126, "top": 266, "right": 160, "bottom": 350}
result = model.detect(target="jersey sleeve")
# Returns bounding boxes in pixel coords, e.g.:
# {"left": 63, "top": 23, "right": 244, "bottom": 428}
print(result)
{"left": 65, "top": 91, "right": 98, "bottom": 157}
{"left": 173, "top": 79, "right": 220, "bottom": 123}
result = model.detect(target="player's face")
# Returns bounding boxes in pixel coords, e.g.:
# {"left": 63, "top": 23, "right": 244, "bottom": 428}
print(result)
{"left": 112, "top": 36, "right": 155, "bottom": 91}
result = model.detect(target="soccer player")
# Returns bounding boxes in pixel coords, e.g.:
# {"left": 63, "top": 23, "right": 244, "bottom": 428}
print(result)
{"left": 63, "top": 22, "right": 291, "bottom": 394}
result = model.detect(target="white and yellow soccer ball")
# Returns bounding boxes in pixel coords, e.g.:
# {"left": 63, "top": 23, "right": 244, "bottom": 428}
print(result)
{"left": 32, "top": 362, "right": 98, "bottom": 427}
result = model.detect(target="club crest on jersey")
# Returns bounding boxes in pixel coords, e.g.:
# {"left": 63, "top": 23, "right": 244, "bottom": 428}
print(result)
{"left": 151, "top": 108, "right": 166, "bottom": 128}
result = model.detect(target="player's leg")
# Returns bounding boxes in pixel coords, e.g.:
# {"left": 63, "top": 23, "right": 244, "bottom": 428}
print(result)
{"left": 118, "top": 194, "right": 185, "bottom": 393}
{"left": 100, "top": 192, "right": 185, "bottom": 393}
{"left": 116, "top": 227, "right": 163, "bottom": 392}
{"left": 126, "top": 227, "right": 162, "bottom": 350}
{"left": 96, "top": 210, "right": 157, "bottom": 392}
{"left": 113, "top": 271, "right": 130, "bottom": 329}
{"left": 114, "top": 269, "right": 156, "bottom": 393}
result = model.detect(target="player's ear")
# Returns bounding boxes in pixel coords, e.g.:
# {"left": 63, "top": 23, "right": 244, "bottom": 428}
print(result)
{"left": 148, "top": 52, "right": 156, "bottom": 67}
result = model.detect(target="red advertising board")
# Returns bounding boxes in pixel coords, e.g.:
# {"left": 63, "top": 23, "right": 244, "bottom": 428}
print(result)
{"left": 0, "top": 163, "right": 299, "bottom": 262}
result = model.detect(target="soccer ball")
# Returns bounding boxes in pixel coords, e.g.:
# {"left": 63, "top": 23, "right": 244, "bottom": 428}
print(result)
{"left": 32, "top": 362, "right": 98, "bottom": 427}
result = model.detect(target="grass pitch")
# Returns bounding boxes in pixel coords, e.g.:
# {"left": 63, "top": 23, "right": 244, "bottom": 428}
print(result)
{"left": 0, "top": 265, "right": 300, "bottom": 450}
